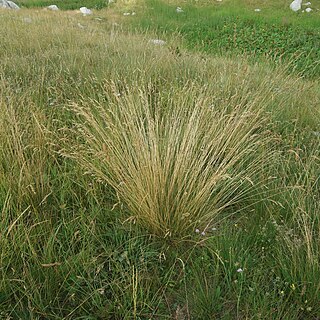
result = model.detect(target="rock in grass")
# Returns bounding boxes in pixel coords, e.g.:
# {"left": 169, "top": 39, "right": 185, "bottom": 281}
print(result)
{"left": 0, "top": 0, "right": 20, "bottom": 9}
{"left": 7, "top": 0, "right": 19, "bottom": 9}
{"left": 290, "top": 0, "right": 302, "bottom": 11}
{"left": 176, "top": 7, "right": 184, "bottom": 13}
{"left": 0, "top": 0, "right": 7, "bottom": 7}
{"left": 48, "top": 4, "right": 59, "bottom": 10}
{"left": 305, "top": 7, "right": 312, "bottom": 12}
{"left": 80, "top": 7, "right": 92, "bottom": 16}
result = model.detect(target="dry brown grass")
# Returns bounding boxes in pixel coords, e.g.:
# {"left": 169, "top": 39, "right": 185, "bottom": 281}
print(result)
{"left": 66, "top": 82, "right": 273, "bottom": 239}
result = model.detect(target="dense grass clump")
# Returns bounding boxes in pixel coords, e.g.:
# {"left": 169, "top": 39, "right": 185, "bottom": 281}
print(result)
{"left": 0, "top": 3, "right": 319, "bottom": 318}
{"left": 67, "top": 84, "right": 273, "bottom": 239}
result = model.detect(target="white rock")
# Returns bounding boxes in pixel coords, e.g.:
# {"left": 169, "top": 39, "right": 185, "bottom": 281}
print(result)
{"left": 7, "top": 0, "right": 19, "bottom": 9}
{"left": 305, "top": 7, "right": 312, "bottom": 12}
{"left": 0, "top": 0, "right": 19, "bottom": 9}
{"left": 149, "top": 39, "right": 166, "bottom": 45}
{"left": 123, "top": 12, "right": 130, "bottom": 16}
{"left": 80, "top": 7, "right": 92, "bottom": 16}
{"left": 254, "top": 8, "right": 261, "bottom": 12}
{"left": 176, "top": 6, "right": 184, "bottom": 13}
{"left": 0, "top": 0, "right": 7, "bottom": 8}
{"left": 131, "top": 12, "right": 136, "bottom": 15}
{"left": 290, "top": 0, "right": 302, "bottom": 11}
{"left": 48, "top": 4, "right": 59, "bottom": 10}
{"left": 303, "top": 2, "right": 311, "bottom": 5}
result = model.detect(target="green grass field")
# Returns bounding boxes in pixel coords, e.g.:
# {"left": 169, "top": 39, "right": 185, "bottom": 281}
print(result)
{"left": 16, "top": 0, "right": 108, "bottom": 10}
{"left": 128, "top": 0, "right": 320, "bottom": 78}
{"left": 0, "top": 0, "right": 319, "bottom": 318}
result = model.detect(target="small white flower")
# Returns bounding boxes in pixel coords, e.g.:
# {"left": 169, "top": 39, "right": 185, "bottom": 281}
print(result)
{"left": 195, "top": 229, "right": 200, "bottom": 233}
{"left": 149, "top": 39, "right": 166, "bottom": 46}
{"left": 97, "top": 288, "right": 105, "bottom": 295}
{"left": 212, "top": 227, "right": 217, "bottom": 231}
{"left": 201, "top": 231, "right": 205, "bottom": 236}
{"left": 237, "top": 268, "right": 243, "bottom": 273}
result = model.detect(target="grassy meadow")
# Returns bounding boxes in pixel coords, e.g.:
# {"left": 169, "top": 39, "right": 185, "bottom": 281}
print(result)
{"left": 0, "top": 0, "right": 319, "bottom": 318}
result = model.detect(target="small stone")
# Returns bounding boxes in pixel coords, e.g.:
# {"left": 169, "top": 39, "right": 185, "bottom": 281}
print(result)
{"left": 0, "top": 0, "right": 19, "bottom": 9}
{"left": 254, "top": 8, "right": 261, "bottom": 12}
{"left": 290, "top": 0, "right": 302, "bottom": 12}
{"left": 48, "top": 4, "right": 59, "bottom": 10}
{"left": 176, "top": 7, "right": 183, "bottom": 13}
{"left": 7, "top": 0, "right": 19, "bottom": 9}
{"left": 305, "top": 7, "right": 312, "bottom": 12}
{"left": 80, "top": 7, "right": 92, "bottom": 16}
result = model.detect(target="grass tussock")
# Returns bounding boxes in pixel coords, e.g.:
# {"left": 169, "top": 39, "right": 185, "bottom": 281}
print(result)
{"left": 67, "top": 83, "right": 273, "bottom": 239}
